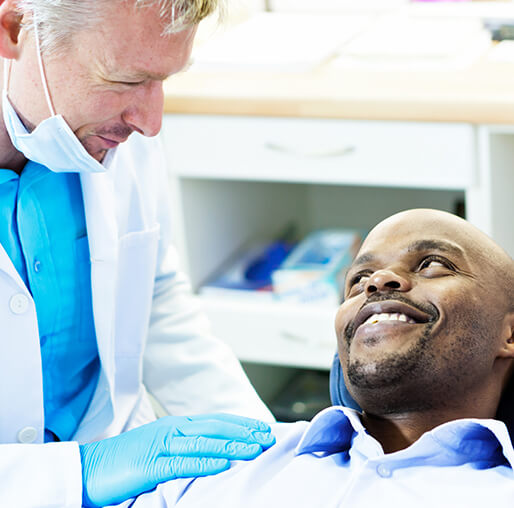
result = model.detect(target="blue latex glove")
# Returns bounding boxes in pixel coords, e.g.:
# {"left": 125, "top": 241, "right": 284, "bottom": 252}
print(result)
{"left": 80, "top": 413, "right": 275, "bottom": 507}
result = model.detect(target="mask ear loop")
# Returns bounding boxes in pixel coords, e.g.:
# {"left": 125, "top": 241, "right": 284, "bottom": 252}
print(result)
{"left": 33, "top": 17, "right": 56, "bottom": 117}
{"left": 172, "top": 4, "right": 175, "bottom": 27}
{"left": 3, "top": 58, "right": 12, "bottom": 94}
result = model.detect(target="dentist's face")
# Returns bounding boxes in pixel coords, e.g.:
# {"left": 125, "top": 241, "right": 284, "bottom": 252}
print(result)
{"left": 335, "top": 209, "right": 512, "bottom": 414}
{"left": 8, "top": 2, "right": 196, "bottom": 161}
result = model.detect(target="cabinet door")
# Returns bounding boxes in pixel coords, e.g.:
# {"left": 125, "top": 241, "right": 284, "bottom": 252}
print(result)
{"left": 162, "top": 115, "right": 475, "bottom": 189}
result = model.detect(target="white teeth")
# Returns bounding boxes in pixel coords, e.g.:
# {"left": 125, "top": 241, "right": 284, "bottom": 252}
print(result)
{"left": 363, "top": 312, "right": 415, "bottom": 325}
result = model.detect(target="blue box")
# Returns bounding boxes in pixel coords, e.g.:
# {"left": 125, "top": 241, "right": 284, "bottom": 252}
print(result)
{"left": 271, "top": 229, "right": 365, "bottom": 305}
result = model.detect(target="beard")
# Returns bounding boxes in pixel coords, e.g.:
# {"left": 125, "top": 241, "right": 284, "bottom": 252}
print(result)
{"left": 345, "top": 321, "right": 446, "bottom": 415}
{"left": 346, "top": 319, "right": 436, "bottom": 390}
{"left": 342, "top": 293, "right": 440, "bottom": 413}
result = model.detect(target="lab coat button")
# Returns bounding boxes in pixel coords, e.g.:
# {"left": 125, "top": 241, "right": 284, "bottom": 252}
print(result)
{"left": 9, "top": 293, "right": 29, "bottom": 314}
{"left": 17, "top": 427, "right": 38, "bottom": 443}
{"left": 376, "top": 464, "right": 392, "bottom": 478}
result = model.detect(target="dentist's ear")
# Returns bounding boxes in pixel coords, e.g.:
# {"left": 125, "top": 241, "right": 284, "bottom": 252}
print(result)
{"left": 0, "top": 0, "right": 24, "bottom": 59}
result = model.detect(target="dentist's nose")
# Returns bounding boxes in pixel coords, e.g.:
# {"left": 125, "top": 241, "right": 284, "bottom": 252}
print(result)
{"left": 365, "top": 268, "right": 412, "bottom": 296}
{"left": 122, "top": 81, "right": 164, "bottom": 137}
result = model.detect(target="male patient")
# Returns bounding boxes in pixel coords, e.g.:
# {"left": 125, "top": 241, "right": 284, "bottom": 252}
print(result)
{"left": 121, "top": 209, "right": 514, "bottom": 507}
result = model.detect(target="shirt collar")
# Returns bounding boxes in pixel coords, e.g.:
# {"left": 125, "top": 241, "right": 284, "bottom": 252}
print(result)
{"left": 0, "top": 160, "right": 36, "bottom": 185}
{"left": 0, "top": 168, "right": 19, "bottom": 185}
{"left": 427, "top": 418, "right": 514, "bottom": 469}
{"left": 295, "top": 406, "right": 363, "bottom": 456}
{"left": 294, "top": 406, "right": 514, "bottom": 469}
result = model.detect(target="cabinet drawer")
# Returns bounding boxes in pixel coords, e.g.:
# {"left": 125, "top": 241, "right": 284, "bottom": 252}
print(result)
{"left": 201, "top": 297, "right": 337, "bottom": 370}
{"left": 162, "top": 115, "right": 475, "bottom": 189}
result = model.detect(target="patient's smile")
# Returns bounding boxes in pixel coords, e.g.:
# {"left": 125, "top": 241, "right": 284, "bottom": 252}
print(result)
{"left": 362, "top": 312, "right": 417, "bottom": 325}
{"left": 350, "top": 299, "right": 433, "bottom": 339}
{"left": 354, "top": 313, "right": 425, "bottom": 346}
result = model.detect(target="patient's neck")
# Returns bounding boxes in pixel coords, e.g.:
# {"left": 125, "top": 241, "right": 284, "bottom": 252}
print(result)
{"left": 353, "top": 367, "right": 507, "bottom": 454}
{"left": 361, "top": 404, "right": 497, "bottom": 454}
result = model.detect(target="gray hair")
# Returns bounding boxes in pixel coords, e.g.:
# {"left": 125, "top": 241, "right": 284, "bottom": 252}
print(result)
{"left": 16, "top": 0, "right": 220, "bottom": 54}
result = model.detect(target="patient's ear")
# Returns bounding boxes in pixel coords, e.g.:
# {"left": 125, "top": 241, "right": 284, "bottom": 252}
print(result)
{"left": 498, "top": 312, "right": 514, "bottom": 359}
{"left": 0, "top": 1, "right": 24, "bottom": 59}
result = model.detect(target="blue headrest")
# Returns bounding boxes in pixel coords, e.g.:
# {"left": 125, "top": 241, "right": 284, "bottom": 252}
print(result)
{"left": 329, "top": 352, "right": 360, "bottom": 410}
{"left": 329, "top": 352, "right": 514, "bottom": 441}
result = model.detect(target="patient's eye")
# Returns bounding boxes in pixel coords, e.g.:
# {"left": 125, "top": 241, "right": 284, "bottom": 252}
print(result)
{"left": 418, "top": 255, "right": 455, "bottom": 273}
{"left": 347, "top": 271, "right": 371, "bottom": 296}
{"left": 351, "top": 273, "right": 368, "bottom": 284}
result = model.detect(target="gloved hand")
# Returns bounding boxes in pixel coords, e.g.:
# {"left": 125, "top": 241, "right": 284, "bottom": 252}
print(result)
{"left": 80, "top": 413, "right": 275, "bottom": 507}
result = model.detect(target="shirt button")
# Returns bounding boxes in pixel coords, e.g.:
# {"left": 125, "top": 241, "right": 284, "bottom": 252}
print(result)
{"left": 376, "top": 464, "right": 392, "bottom": 478}
{"left": 33, "top": 260, "right": 42, "bottom": 273}
{"left": 17, "top": 426, "right": 38, "bottom": 443}
{"left": 9, "top": 294, "right": 29, "bottom": 315}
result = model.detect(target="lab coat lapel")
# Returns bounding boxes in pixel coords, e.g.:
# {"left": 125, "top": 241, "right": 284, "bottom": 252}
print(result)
{"left": 0, "top": 243, "right": 29, "bottom": 289}
{"left": 0, "top": 245, "right": 44, "bottom": 443}
{"left": 80, "top": 171, "right": 118, "bottom": 392}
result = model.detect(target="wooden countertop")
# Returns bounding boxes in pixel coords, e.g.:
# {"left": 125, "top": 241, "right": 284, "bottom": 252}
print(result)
{"left": 163, "top": 48, "right": 514, "bottom": 124}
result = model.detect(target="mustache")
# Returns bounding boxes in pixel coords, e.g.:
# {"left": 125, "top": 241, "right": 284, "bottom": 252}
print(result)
{"left": 343, "top": 292, "right": 440, "bottom": 345}
{"left": 96, "top": 125, "right": 133, "bottom": 140}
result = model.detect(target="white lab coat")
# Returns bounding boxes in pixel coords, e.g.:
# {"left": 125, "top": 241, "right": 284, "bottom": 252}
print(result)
{"left": 0, "top": 134, "right": 273, "bottom": 507}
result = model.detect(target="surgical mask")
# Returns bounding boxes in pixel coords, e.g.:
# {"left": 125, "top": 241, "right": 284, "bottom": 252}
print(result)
{"left": 2, "top": 21, "right": 115, "bottom": 173}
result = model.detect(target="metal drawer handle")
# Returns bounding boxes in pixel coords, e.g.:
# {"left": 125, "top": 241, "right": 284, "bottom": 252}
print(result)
{"left": 265, "top": 142, "right": 356, "bottom": 159}
{"left": 280, "top": 330, "right": 310, "bottom": 345}
{"left": 280, "top": 330, "right": 334, "bottom": 349}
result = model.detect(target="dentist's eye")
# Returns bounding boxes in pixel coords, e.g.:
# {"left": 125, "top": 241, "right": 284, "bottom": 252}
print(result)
{"left": 119, "top": 81, "right": 145, "bottom": 87}
{"left": 105, "top": 78, "right": 146, "bottom": 88}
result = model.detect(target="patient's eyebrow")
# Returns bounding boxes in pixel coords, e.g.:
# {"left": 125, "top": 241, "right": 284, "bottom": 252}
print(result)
{"left": 350, "top": 238, "right": 464, "bottom": 270}
{"left": 351, "top": 252, "right": 376, "bottom": 267}
{"left": 406, "top": 239, "right": 464, "bottom": 257}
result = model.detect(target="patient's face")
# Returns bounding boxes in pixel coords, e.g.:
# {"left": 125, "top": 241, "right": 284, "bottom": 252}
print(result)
{"left": 335, "top": 209, "right": 511, "bottom": 414}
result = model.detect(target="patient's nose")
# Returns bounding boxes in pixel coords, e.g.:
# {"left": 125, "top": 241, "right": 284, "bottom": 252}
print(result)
{"left": 365, "top": 269, "right": 411, "bottom": 296}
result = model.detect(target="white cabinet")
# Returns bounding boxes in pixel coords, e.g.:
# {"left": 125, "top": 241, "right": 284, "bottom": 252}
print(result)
{"left": 161, "top": 114, "right": 514, "bottom": 370}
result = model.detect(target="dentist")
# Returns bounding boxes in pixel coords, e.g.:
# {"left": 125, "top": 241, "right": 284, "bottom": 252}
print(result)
{"left": 0, "top": 1, "right": 274, "bottom": 507}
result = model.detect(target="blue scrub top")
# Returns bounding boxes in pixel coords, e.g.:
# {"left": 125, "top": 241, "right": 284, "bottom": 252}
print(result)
{"left": 0, "top": 161, "right": 100, "bottom": 442}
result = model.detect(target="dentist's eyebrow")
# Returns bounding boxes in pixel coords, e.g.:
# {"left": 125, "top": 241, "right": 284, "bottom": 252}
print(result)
{"left": 107, "top": 58, "right": 195, "bottom": 82}
{"left": 114, "top": 69, "right": 173, "bottom": 81}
